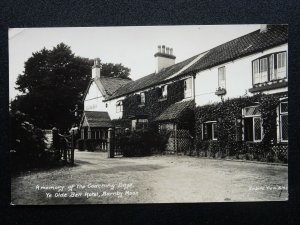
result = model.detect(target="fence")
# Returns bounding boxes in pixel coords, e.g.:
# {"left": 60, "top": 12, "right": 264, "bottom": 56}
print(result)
{"left": 166, "top": 129, "right": 194, "bottom": 154}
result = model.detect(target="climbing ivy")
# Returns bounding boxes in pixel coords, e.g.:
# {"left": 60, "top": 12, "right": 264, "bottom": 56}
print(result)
{"left": 195, "top": 94, "right": 287, "bottom": 162}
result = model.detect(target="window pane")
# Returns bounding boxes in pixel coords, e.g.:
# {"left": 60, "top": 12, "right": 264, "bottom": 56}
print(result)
{"left": 269, "top": 54, "right": 276, "bottom": 80}
{"left": 244, "top": 118, "right": 253, "bottom": 141}
{"left": 253, "top": 60, "right": 260, "bottom": 84}
{"left": 254, "top": 117, "right": 262, "bottom": 141}
{"left": 281, "top": 102, "right": 288, "bottom": 113}
{"left": 244, "top": 106, "right": 260, "bottom": 116}
{"left": 218, "top": 67, "right": 226, "bottom": 89}
{"left": 260, "top": 58, "right": 268, "bottom": 82}
{"left": 184, "top": 78, "right": 192, "bottom": 98}
{"left": 281, "top": 115, "right": 288, "bottom": 141}
{"left": 212, "top": 123, "right": 218, "bottom": 139}
{"left": 141, "top": 93, "right": 145, "bottom": 104}
{"left": 277, "top": 52, "right": 287, "bottom": 79}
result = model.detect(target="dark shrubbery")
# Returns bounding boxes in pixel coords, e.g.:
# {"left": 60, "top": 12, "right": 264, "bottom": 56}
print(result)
{"left": 10, "top": 111, "right": 50, "bottom": 171}
{"left": 119, "top": 129, "right": 169, "bottom": 157}
{"left": 77, "top": 139, "right": 84, "bottom": 151}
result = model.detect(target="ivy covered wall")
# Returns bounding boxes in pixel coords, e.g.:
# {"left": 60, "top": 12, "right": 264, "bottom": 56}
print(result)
{"left": 194, "top": 93, "right": 288, "bottom": 163}
{"left": 122, "top": 80, "right": 185, "bottom": 122}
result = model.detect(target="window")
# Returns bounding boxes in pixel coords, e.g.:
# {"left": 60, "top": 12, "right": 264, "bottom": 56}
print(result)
{"left": 184, "top": 78, "right": 192, "bottom": 98}
{"left": 202, "top": 121, "right": 217, "bottom": 140}
{"left": 243, "top": 106, "right": 263, "bottom": 142}
{"left": 252, "top": 51, "right": 287, "bottom": 84}
{"left": 132, "top": 118, "right": 148, "bottom": 130}
{"left": 159, "top": 122, "right": 174, "bottom": 131}
{"left": 279, "top": 102, "right": 288, "bottom": 142}
{"left": 116, "top": 100, "right": 123, "bottom": 112}
{"left": 218, "top": 67, "right": 226, "bottom": 89}
{"left": 140, "top": 92, "right": 145, "bottom": 105}
{"left": 161, "top": 85, "right": 167, "bottom": 98}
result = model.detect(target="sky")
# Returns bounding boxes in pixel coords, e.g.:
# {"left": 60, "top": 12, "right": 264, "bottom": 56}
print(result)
{"left": 9, "top": 25, "right": 261, "bottom": 100}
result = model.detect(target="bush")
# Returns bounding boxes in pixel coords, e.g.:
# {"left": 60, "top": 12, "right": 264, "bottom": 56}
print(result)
{"left": 120, "top": 129, "right": 169, "bottom": 157}
{"left": 77, "top": 139, "right": 84, "bottom": 151}
{"left": 10, "top": 111, "right": 49, "bottom": 171}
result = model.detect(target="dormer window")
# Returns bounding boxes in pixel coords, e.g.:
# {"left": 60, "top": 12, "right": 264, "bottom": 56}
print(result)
{"left": 116, "top": 100, "right": 123, "bottom": 112}
{"left": 158, "top": 85, "right": 168, "bottom": 100}
{"left": 184, "top": 78, "right": 192, "bottom": 99}
{"left": 252, "top": 51, "right": 287, "bottom": 85}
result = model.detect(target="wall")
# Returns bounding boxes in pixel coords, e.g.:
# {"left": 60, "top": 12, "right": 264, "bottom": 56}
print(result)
{"left": 194, "top": 44, "right": 288, "bottom": 106}
{"left": 84, "top": 80, "right": 124, "bottom": 120}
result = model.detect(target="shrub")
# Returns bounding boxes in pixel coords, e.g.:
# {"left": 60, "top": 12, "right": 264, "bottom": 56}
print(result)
{"left": 10, "top": 111, "right": 49, "bottom": 171}
{"left": 77, "top": 139, "right": 84, "bottom": 151}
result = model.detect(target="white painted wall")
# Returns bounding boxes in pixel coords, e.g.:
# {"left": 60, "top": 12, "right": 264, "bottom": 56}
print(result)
{"left": 84, "top": 82, "right": 106, "bottom": 111}
{"left": 194, "top": 44, "right": 288, "bottom": 106}
{"left": 84, "top": 80, "right": 125, "bottom": 120}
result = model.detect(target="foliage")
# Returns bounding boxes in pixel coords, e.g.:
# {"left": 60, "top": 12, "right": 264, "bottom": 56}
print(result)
{"left": 12, "top": 43, "right": 131, "bottom": 131}
{"left": 194, "top": 94, "right": 287, "bottom": 163}
{"left": 122, "top": 79, "right": 185, "bottom": 122}
{"left": 10, "top": 111, "right": 49, "bottom": 171}
{"left": 101, "top": 63, "right": 131, "bottom": 79}
{"left": 119, "top": 129, "right": 169, "bottom": 157}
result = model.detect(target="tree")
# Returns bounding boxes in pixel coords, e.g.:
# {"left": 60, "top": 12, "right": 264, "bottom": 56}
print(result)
{"left": 12, "top": 43, "right": 131, "bottom": 131}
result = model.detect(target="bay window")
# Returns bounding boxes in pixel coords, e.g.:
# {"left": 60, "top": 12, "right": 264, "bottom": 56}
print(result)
{"left": 252, "top": 51, "right": 287, "bottom": 85}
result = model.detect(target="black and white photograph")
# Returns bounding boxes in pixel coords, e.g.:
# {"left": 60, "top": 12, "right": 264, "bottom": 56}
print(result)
{"left": 9, "top": 24, "right": 288, "bottom": 205}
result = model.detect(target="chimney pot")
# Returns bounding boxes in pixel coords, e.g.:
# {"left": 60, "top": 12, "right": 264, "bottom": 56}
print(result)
{"left": 158, "top": 45, "right": 161, "bottom": 53}
{"left": 162, "top": 45, "right": 165, "bottom": 54}
{"left": 166, "top": 47, "right": 170, "bottom": 55}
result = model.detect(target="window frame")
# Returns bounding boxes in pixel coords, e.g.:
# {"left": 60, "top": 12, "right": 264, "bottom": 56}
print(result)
{"left": 116, "top": 100, "right": 123, "bottom": 113}
{"left": 202, "top": 121, "right": 217, "bottom": 141}
{"left": 251, "top": 51, "right": 287, "bottom": 85}
{"left": 140, "top": 92, "right": 146, "bottom": 105}
{"left": 184, "top": 77, "right": 192, "bottom": 99}
{"left": 279, "top": 101, "right": 288, "bottom": 142}
{"left": 218, "top": 66, "right": 226, "bottom": 89}
{"left": 242, "top": 106, "right": 263, "bottom": 142}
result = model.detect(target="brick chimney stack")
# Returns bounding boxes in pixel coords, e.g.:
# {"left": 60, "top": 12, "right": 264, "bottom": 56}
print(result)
{"left": 92, "top": 58, "right": 101, "bottom": 79}
{"left": 154, "top": 45, "right": 176, "bottom": 73}
{"left": 260, "top": 24, "right": 268, "bottom": 33}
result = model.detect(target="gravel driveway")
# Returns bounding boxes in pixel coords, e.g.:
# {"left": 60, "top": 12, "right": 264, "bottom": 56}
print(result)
{"left": 11, "top": 151, "right": 288, "bottom": 205}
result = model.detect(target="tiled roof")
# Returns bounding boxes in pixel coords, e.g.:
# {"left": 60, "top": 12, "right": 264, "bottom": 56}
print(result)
{"left": 83, "top": 111, "right": 112, "bottom": 128}
{"left": 155, "top": 100, "right": 194, "bottom": 122}
{"left": 185, "top": 25, "right": 288, "bottom": 73}
{"left": 96, "top": 77, "right": 132, "bottom": 97}
{"left": 106, "top": 54, "right": 201, "bottom": 100}
{"left": 106, "top": 25, "right": 287, "bottom": 101}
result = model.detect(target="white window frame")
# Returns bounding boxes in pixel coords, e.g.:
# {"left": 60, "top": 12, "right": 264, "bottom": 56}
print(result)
{"left": 218, "top": 66, "right": 226, "bottom": 89}
{"left": 252, "top": 51, "right": 287, "bottom": 85}
{"left": 243, "top": 106, "right": 263, "bottom": 142}
{"left": 116, "top": 100, "right": 123, "bottom": 113}
{"left": 202, "top": 121, "right": 217, "bottom": 141}
{"left": 279, "top": 101, "right": 288, "bottom": 142}
{"left": 184, "top": 78, "right": 192, "bottom": 99}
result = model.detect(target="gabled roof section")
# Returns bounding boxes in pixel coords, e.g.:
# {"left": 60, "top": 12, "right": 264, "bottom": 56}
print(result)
{"left": 185, "top": 25, "right": 288, "bottom": 74}
{"left": 82, "top": 76, "right": 132, "bottom": 101}
{"left": 82, "top": 111, "right": 113, "bottom": 128}
{"left": 106, "top": 54, "right": 201, "bottom": 100}
{"left": 155, "top": 100, "right": 194, "bottom": 122}
{"left": 97, "top": 77, "right": 132, "bottom": 97}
